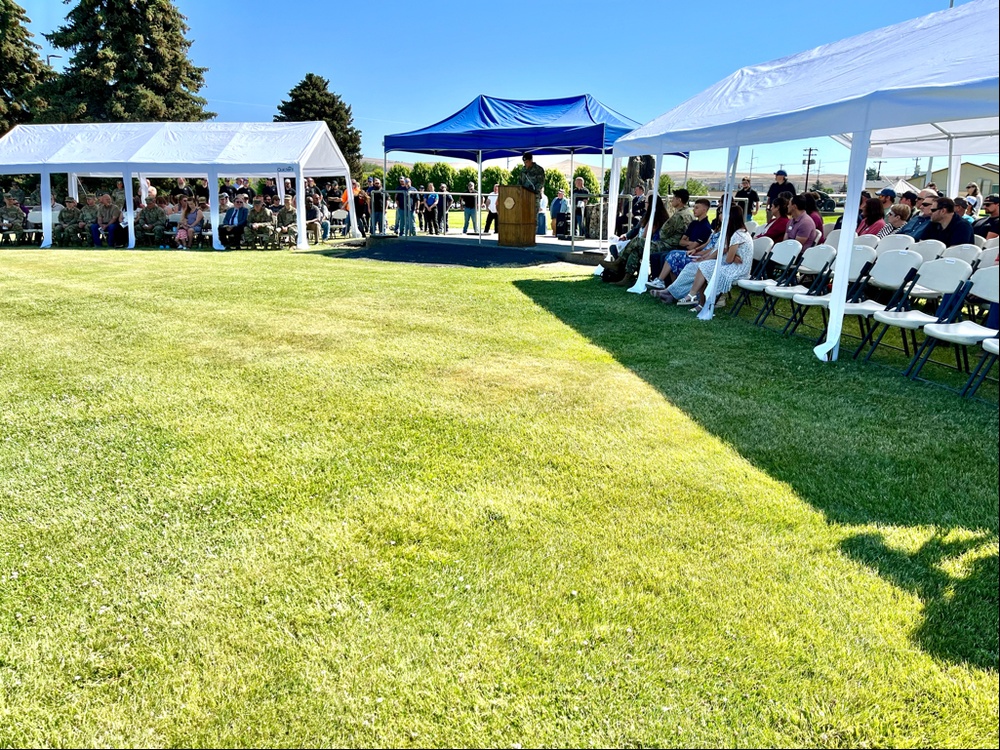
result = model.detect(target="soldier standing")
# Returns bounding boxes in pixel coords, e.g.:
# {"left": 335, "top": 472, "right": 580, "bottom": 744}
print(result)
{"left": 112, "top": 180, "right": 127, "bottom": 208}
{"left": 520, "top": 153, "right": 547, "bottom": 212}
{"left": 54, "top": 197, "right": 82, "bottom": 245}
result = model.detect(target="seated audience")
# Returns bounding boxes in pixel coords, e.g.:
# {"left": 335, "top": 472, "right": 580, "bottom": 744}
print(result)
{"left": 276, "top": 196, "right": 298, "bottom": 243}
{"left": 877, "top": 188, "right": 896, "bottom": 217}
{"left": 857, "top": 198, "right": 887, "bottom": 237}
{"left": 785, "top": 195, "right": 816, "bottom": 249}
{"left": 53, "top": 196, "right": 82, "bottom": 245}
{"left": 91, "top": 192, "right": 123, "bottom": 248}
{"left": 883, "top": 203, "right": 912, "bottom": 235}
{"left": 972, "top": 194, "right": 999, "bottom": 239}
{"left": 669, "top": 204, "right": 754, "bottom": 310}
{"left": 247, "top": 196, "right": 276, "bottom": 245}
{"left": 646, "top": 198, "right": 713, "bottom": 290}
{"left": 599, "top": 196, "right": 669, "bottom": 284}
{"left": 923, "top": 196, "right": 974, "bottom": 247}
{"left": 219, "top": 196, "right": 249, "bottom": 249}
{"left": 756, "top": 196, "right": 790, "bottom": 243}
{"left": 174, "top": 196, "right": 204, "bottom": 250}
{"left": 135, "top": 196, "right": 168, "bottom": 246}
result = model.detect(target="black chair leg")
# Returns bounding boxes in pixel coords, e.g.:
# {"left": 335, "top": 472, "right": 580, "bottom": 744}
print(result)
{"left": 962, "top": 353, "right": 997, "bottom": 397}
{"left": 906, "top": 337, "right": 938, "bottom": 378}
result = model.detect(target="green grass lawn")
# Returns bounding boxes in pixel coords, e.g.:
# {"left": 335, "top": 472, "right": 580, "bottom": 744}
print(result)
{"left": 1, "top": 248, "right": 996, "bottom": 747}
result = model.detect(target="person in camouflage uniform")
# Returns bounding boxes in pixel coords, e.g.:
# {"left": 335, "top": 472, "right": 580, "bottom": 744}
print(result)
{"left": 112, "top": 180, "right": 127, "bottom": 208}
{"left": 78, "top": 195, "right": 99, "bottom": 245}
{"left": 275, "top": 196, "right": 298, "bottom": 245}
{"left": 135, "top": 198, "right": 168, "bottom": 246}
{"left": 519, "top": 152, "right": 547, "bottom": 212}
{"left": 1, "top": 194, "right": 25, "bottom": 242}
{"left": 623, "top": 189, "right": 693, "bottom": 278}
{"left": 246, "top": 196, "right": 276, "bottom": 247}
{"left": 27, "top": 187, "right": 41, "bottom": 206}
{"left": 8, "top": 183, "right": 26, "bottom": 206}
{"left": 54, "top": 197, "right": 83, "bottom": 245}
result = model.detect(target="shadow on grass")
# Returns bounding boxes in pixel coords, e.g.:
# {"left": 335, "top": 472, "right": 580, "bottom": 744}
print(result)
{"left": 320, "top": 239, "right": 558, "bottom": 268}
{"left": 514, "top": 275, "right": 999, "bottom": 670}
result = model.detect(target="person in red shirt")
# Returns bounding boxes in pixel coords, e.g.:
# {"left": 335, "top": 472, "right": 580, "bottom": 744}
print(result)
{"left": 857, "top": 198, "right": 886, "bottom": 237}
{"left": 759, "top": 196, "right": 790, "bottom": 243}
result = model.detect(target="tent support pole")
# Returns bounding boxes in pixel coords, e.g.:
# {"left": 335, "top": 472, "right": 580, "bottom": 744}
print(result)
{"left": 924, "top": 156, "right": 933, "bottom": 187}
{"left": 208, "top": 167, "right": 224, "bottom": 250}
{"left": 815, "top": 127, "right": 872, "bottom": 362}
{"left": 598, "top": 153, "right": 623, "bottom": 277}
{"left": 294, "top": 164, "right": 308, "bottom": 250}
{"left": 697, "top": 145, "right": 740, "bottom": 320}
{"left": 598, "top": 140, "right": 606, "bottom": 253}
{"left": 124, "top": 171, "right": 137, "bottom": 249}
{"left": 40, "top": 169, "right": 53, "bottom": 248}
{"left": 138, "top": 174, "right": 149, "bottom": 206}
{"left": 68, "top": 173, "right": 79, "bottom": 202}
{"left": 946, "top": 138, "right": 961, "bottom": 198}
{"left": 570, "top": 149, "right": 575, "bottom": 254}
{"left": 683, "top": 155, "right": 689, "bottom": 189}
{"left": 383, "top": 148, "right": 388, "bottom": 235}
{"left": 477, "top": 150, "right": 482, "bottom": 246}
{"left": 627, "top": 154, "right": 661, "bottom": 294}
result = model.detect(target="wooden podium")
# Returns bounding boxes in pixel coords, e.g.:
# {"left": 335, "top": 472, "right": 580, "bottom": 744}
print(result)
{"left": 497, "top": 186, "right": 537, "bottom": 248}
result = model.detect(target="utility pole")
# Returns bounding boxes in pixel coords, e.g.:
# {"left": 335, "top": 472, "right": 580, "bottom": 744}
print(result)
{"left": 912, "top": 157, "right": 921, "bottom": 178}
{"left": 802, "top": 147, "right": 818, "bottom": 192}
{"left": 747, "top": 149, "right": 757, "bottom": 186}
{"left": 874, "top": 159, "right": 887, "bottom": 179}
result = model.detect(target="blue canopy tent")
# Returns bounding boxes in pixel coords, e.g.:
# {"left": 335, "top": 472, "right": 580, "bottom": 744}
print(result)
{"left": 383, "top": 95, "right": 671, "bottom": 247}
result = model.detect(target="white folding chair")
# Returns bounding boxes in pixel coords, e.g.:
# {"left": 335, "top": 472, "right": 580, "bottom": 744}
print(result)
{"left": 853, "top": 234, "right": 879, "bottom": 248}
{"left": 862, "top": 257, "right": 974, "bottom": 365}
{"left": 731, "top": 239, "right": 801, "bottom": 317}
{"left": 907, "top": 266, "right": 1000, "bottom": 382}
{"left": 822, "top": 222, "right": 837, "bottom": 242}
{"left": 972, "top": 234, "right": 986, "bottom": 249}
{"left": 745, "top": 220, "right": 758, "bottom": 235}
{"left": 789, "top": 245, "right": 877, "bottom": 338}
{"left": 330, "top": 209, "right": 348, "bottom": 235}
{"left": 758, "top": 244, "right": 837, "bottom": 328}
{"left": 979, "top": 246, "right": 1000, "bottom": 268}
{"left": 940, "top": 243, "right": 981, "bottom": 266}
{"left": 911, "top": 239, "right": 945, "bottom": 263}
{"left": 825, "top": 228, "right": 841, "bottom": 248}
{"left": 875, "top": 234, "right": 913, "bottom": 255}
{"left": 838, "top": 250, "right": 925, "bottom": 354}
{"left": 985, "top": 236, "right": 999, "bottom": 251}
{"left": 960, "top": 337, "right": 998, "bottom": 398}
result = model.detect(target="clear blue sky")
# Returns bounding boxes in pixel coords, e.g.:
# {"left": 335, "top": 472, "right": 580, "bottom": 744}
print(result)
{"left": 19, "top": 0, "right": 996, "bottom": 183}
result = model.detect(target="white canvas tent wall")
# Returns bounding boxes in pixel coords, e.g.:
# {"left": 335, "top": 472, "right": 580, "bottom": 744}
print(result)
{"left": 0, "top": 121, "right": 359, "bottom": 250}
{"left": 613, "top": 0, "right": 999, "bottom": 361}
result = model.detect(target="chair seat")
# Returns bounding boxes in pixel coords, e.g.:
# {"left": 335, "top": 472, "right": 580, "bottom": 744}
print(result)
{"left": 923, "top": 321, "right": 999, "bottom": 346}
{"left": 908, "top": 284, "right": 944, "bottom": 299}
{"left": 737, "top": 279, "right": 778, "bottom": 292}
{"left": 791, "top": 293, "right": 832, "bottom": 308}
{"left": 766, "top": 284, "right": 810, "bottom": 300}
{"left": 872, "top": 309, "right": 939, "bottom": 329}
{"left": 842, "top": 299, "right": 887, "bottom": 317}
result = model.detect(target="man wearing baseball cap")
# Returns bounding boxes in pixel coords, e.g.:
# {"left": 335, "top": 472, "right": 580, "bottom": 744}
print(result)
{"left": 765, "top": 169, "right": 796, "bottom": 216}
{"left": 972, "top": 194, "right": 999, "bottom": 240}
{"left": 878, "top": 188, "right": 897, "bottom": 217}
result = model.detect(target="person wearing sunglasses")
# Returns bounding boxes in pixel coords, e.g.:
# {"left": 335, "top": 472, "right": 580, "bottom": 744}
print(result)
{"left": 894, "top": 189, "right": 938, "bottom": 240}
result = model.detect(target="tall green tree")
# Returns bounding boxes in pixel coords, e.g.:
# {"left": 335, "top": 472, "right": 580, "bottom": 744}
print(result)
{"left": 409, "top": 162, "right": 432, "bottom": 188}
{"left": 428, "top": 162, "right": 457, "bottom": 190}
{"left": 481, "top": 166, "right": 510, "bottom": 194}
{"left": 386, "top": 163, "right": 410, "bottom": 189}
{"left": 658, "top": 173, "right": 675, "bottom": 195}
{"left": 0, "top": 0, "right": 53, "bottom": 136}
{"left": 41, "top": 0, "right": 212, "bottom": 123}
{"left": 275, "top": 73, "right": 362, "bottom": 179}
{"left": 544, "top": 168, "right": 568, "bottom": 203}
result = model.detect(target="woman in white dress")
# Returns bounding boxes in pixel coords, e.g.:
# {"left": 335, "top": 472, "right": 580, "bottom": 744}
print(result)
{"left": 676, "top": 204, "right": 754, "bottom": 309}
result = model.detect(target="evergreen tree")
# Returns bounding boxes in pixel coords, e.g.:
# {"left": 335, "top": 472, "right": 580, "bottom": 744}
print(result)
{"left": 275, "top": 73, "right": 362, "bottom": 179}
{"left": 480, "top": 166, "right": 510, "bottom": 194}
{"left": 544, "top": 169, "right": 569, "bottom": 204}
{"left": 41, "top": 0, "right": 212, "bottom": 123}
{"left": 428, "top": 162, "right": 457, "bottom": 190}
{"left": 409, "top": 162, "right": 432, "bottom": 189}
{"left": 0, "top": 0, "right": 53, "bottom": 136}
{"left": 386, "top": 164, "right": 410, "bottom": 192}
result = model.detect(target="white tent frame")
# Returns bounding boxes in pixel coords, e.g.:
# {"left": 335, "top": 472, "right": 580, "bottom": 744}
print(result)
{"left": 0, "top": 121, "right": 360, "bottom": 250}
{"left": 612, "top": 0, "right": 999, "bottom": 361}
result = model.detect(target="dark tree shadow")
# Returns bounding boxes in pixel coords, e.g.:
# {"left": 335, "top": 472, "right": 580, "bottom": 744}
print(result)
{"left": 842, "top": 533, "right": 998, "bottom": 670}
{"left": 514, "top": 275, "right": 999, "bottom": 669}
{"left": 322, "top": 240, "right": 558, "bottom": 269}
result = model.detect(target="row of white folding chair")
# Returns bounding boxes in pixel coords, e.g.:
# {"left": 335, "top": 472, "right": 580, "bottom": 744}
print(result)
{"left": 745, "top": 220, "right": 758, "bottom": 234}
{"left": 972, "top": 234, "right": 986, "bottom": 249}
{"left": 905, "top": 266, "right": 1000, "bottom": 379}
{"left": 762, "top": 244, "right": 838, "bottom": 308}
{"left": 986, "top": 236, "right": 999, "bottom": 250}
{"left": 735, "top": 239, "right": 801, "bottom": 296}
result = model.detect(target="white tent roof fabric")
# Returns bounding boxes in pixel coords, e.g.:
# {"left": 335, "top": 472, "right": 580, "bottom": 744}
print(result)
{"left": 0, "top": 121, "right": 352, "bottom": 177}
{"left": 615, "top": 0, "right": 999, "bottom": 156}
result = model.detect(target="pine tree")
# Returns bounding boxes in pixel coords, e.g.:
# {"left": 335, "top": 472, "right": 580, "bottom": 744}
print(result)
{"left": 0, "top": 0, "right": 53, "bottom": 136}
{"left": 275, "top": 74, "right": 363, "bottom": 179}
{"left": 41, "top": 0, "right": 212, "bottom": 123}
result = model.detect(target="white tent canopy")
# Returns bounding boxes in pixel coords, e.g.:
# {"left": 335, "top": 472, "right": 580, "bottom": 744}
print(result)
{"left": 0, "top": 121, "right": 359, "bottom": 249}
{"left": 613, "top": 0, "right": 999, "bottom": 361}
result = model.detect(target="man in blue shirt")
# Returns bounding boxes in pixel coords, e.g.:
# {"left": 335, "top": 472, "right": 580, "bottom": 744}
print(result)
{"left": 550, "top": 188, "right": 570, "bottom": 236}
{"left": 896, "top": 191, "right": 937, "bottom": 240}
